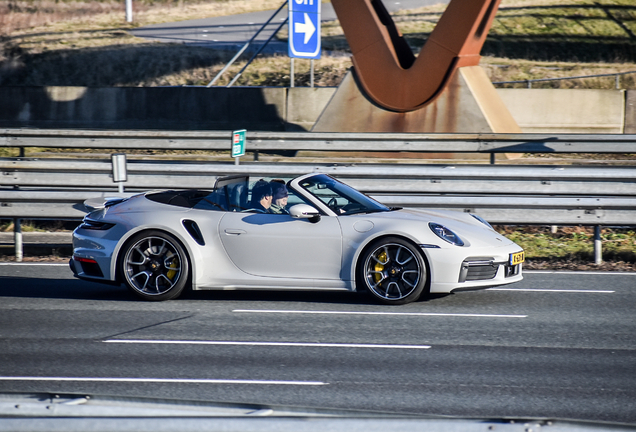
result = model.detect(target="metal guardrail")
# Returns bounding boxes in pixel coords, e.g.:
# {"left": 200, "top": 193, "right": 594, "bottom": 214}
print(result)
{"left": 1, "top": 129, "right": 636, "bottom": 261}
{"left": 2, "top": 129, "right": 636, "bottom": 154}
{"left": 1, "top": 160, "right": 635, "bottom": 225}
{"left": 1, "top": 190, "right": 632, "bottom": 226}
{"left": 2, "top": 160, "right": 636, "bottom": 195}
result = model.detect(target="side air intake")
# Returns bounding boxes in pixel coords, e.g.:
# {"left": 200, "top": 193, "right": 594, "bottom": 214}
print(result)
{"left": 182, "top": 220, "right": 205, "bottom": 246}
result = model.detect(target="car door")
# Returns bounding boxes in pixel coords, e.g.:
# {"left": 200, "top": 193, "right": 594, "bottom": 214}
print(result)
{"left": 218, "top": 212, "right": 343, "bottom": 280}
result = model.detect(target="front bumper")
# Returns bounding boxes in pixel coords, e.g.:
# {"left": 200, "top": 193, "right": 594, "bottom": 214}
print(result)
{"left": 425, "top": 245, "right": 524, "bottom": 293}
{"left": 458, "top": 257, "right": 521, "bottom": 283}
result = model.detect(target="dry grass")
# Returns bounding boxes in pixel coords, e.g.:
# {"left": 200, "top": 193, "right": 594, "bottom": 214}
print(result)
{"left": 496, "top": 225, "right": 636, "bottom": 270}
{"left": 0, "top": 0, "right": 635, "bottom": 88}
{"left": 324, "top": 0, "right": 636, "bottom": 90}
{"left": 0, "top": 0, "right": 287, "bottom": 35}
{"left": 1, "top": 0, "right": 124, "bottom": 34}
{"left": 481, "top": 59, "right": 636, "bottom": 89}
{"left": 0, "top": 0, "right": 288, "bottom": 86}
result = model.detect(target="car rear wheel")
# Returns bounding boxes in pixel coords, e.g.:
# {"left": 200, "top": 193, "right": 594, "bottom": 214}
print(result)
{"left": 358, "top": 237, "right": 428, "bottom": 305}
{"left": 120, "top": 231, "right": 189, "bottom": 301}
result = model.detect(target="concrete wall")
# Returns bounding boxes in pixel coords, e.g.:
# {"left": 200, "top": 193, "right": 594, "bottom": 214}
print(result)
{"left": 0, "top": 86, "right": 631, "bottom": 133}
{"left": 1, "top": 86, "right": 288, "bottom": 131}
{"left": 498, "top": 89, "right": 626, "bottom": 134}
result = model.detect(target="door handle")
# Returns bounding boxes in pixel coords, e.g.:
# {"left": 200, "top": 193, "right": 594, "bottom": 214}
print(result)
{"left": 224, "top": 229, "right": 246, "bottom": 236}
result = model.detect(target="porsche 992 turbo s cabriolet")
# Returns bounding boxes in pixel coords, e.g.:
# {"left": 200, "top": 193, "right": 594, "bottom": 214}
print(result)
{"left": 70, "top": 173, "right": 524, "bottom": 305}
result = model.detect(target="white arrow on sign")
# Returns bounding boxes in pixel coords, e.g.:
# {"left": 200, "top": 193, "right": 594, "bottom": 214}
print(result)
{"left": 294, "top": 12, "right": 316, "bottom": 44}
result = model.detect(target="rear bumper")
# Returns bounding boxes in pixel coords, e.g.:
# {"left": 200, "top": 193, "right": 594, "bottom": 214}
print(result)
{"left": 69, "top": 257, "right": 121, "bottom": 286}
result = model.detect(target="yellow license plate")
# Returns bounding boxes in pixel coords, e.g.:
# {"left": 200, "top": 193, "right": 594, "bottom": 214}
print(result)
{"left": 510, "top": 251, "right": 525, "bottom": 266}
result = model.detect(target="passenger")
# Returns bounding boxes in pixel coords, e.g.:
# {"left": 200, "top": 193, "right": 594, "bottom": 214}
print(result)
{"left": 249, "top": 179, "right": 272, "bottom": 213}
{"left": 269, "top": 179, "right": 289, "bottom": 215}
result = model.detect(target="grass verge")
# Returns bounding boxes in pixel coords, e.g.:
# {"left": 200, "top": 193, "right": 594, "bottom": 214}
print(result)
{"left": 1, "top": 0, "right": 635, "bottom": 87}
{"left": 496, "top": 226, "right": 636, "bottom": 271}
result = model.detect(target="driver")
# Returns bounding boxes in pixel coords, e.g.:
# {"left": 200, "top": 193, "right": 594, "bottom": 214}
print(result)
{"left": 249, "top": 180, "right": 272, "bottom": 213}
{"left": 269, "top": 179, "right": 289, "bottom": 215}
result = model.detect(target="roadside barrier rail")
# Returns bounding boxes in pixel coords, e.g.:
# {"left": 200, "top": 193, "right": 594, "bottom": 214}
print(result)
{"left": 2, "top": 160, "right": 636, "bottom": 196}
{"left": 1, "top": 129, "right": 636, "bottom": 261}
{"left": 1, "top": 160, "right": 635, "bottom": 225}
{"left": 2, "top": 129, "right": 636, "bottom": 154}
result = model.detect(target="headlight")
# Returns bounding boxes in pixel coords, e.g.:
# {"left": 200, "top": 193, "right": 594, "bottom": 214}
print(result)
{"left": 429, "top": 222, "right": 465, "bottom": 246}
{"left": 470, "top": 213, "right": 493, "bottom": 230}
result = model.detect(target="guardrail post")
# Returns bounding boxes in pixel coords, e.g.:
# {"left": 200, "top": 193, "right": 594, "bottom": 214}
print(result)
{"left": 14, "top": 218, "right": 22, "bottom": 262}
{"left": 594, "top": 225, "right": 602, "bottom": 265}
{"left": 111, "top": 153, "right": 127, "bottom": 193}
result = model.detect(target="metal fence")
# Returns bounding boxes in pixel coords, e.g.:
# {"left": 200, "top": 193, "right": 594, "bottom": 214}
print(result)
{"left": 493, "top": 70, "right": 636, "bottom": 89}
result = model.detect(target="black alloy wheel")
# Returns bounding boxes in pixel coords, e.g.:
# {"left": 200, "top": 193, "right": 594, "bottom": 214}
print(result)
{"left": 121, "top": 230, "right": 190, "bottom": 301}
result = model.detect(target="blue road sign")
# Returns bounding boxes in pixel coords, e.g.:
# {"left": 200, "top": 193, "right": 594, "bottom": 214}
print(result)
{"left": 288, "top": 0, "right": 321, "bottom": 59}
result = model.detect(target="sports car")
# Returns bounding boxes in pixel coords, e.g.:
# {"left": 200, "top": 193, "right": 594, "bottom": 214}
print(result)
{"left": 70, "top": 173, "right": 524, "bottom": 305}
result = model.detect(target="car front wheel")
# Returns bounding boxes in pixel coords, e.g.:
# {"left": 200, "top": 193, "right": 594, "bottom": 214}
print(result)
{"left": 358, "top": 237, "right": 428, "bottom": 305}
{"left": 120, "top": 231, "right": 190, "bottom": 301}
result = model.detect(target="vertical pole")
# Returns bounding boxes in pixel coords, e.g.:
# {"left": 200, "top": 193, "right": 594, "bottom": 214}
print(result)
{"left": 310, "top": 59, "right": 314, "bottom": 88}
{"left": 14, "top": 218, "right": 22, "bottom": 263}
{"left": 594, "top": 225, "right": 602, "bottom": 265}
{"left": 111, "top": 153, "right": 127, "bottom": 193}
{"left": 489, "top": 153, "right": 495, "bottom": 165}
{"left": 615, "top": 74, "right": 620, "bottom": 90}
{"left": 235, "top": 157, "right": 239, "bottom": 166}
{"left": 290, "top": 58, "right": 295, "bottom": 88}
{"left": 125, "top": 0, "right": 133, "bottom": 23}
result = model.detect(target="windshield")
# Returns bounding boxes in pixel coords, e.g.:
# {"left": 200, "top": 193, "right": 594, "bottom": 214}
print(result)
{"left": 298, "top": 174, "right": 390, "bottom": 215}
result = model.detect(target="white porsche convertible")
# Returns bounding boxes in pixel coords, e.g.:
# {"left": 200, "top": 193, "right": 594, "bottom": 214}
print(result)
{"left": 70, "top": 173, "right": 524, "bottom": 304}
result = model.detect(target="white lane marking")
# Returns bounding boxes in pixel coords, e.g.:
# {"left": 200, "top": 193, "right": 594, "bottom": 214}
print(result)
{"left": 0, "top": 263, "right": 68, "bottom": 266}
{"left": 524, "top": 270, "right": 636, "bottom": 275}
{"left": 0, "top": 377, "right": 325, "bottom": 386}
{"left": 103, "top": 339, "right": 431, "bottom": 349}
{"left": 233, "top": 310, "right": 527, "bottom": 318}
{"left": 487, "top": 288, "right": 614, "bottom": 293}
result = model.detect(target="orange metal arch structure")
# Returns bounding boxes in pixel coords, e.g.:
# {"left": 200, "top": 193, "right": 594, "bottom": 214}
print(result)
{"left": 331, "top": 0, "right": 502, "bottom": 112}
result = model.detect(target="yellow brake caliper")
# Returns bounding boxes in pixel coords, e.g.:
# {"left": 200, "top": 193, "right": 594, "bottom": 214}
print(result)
{"left": 374, "top": 251, "right": 388, "bottom": 284}
{"left": 166, "top": 253, "right": 179, "bottom": 280}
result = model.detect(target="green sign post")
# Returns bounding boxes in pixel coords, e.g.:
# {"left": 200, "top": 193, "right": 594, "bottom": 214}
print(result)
{"left": 231, "top": 129, "right": 246, "bottom": 165}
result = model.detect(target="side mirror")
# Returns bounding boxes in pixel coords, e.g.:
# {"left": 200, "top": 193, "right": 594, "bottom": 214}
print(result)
{"left": 289, "top": 204, "right": 321, "bottom": 223}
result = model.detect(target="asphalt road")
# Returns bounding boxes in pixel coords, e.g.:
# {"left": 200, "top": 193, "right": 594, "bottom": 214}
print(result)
{"left": 1, "top": 264, "right": 635, "bottom": 424}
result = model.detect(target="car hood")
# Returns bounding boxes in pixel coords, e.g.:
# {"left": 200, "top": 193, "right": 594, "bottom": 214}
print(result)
{"left": 362, "top": 208, "right": 517, "bottom": 249}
